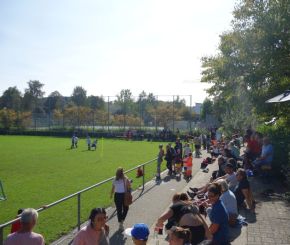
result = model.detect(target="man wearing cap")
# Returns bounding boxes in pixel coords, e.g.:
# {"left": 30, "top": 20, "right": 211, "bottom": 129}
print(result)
{"left": 125, "top": 223, "right": 150, "bottom": 245}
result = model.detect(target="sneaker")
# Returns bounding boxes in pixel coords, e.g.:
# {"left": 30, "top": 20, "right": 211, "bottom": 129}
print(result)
{"left": 187, "top": 191, "right": 197, "bottom": 199}
{"left": 189, "top": 187, "right": 198, "bottom": 192}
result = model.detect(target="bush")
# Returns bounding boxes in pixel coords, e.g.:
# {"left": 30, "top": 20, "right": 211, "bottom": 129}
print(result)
{"left": 256, "top": 123, "right": 290, "bottom": 175}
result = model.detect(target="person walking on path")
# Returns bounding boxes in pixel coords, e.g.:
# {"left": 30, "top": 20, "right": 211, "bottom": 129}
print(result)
{"left": 156, "top": 144, "right": 164, "bottom": 180}
{"left": 72, "top": 208, "right": 109, "bottom": 245}
{"left": 110, "top": 167, "right": 131, "bottom": 231}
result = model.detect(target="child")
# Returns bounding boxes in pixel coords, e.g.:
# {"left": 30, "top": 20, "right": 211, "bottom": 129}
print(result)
{"left": 136, "top": 166, "right": 144, "bottom": 178}
{"left": 86, "top": 136, "right": 91, "bottom": 150}
{"left": 91, "top": 138, "right": 98, "bottom": 150}
{"left": 183, "top": 153, "right": 193, "bottom": 180}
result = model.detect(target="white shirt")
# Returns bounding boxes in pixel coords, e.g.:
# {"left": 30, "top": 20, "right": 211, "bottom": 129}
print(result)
{"left": 226, "top": 172, "right": 238, "bottom": 191}
{"left": 183, "top": 146, "right": 192, "bottom": 156}
{"left": 220, "top": 190, "right": 238, "bottom": 215}
{"left": 113, "top": 179, "right": 127, "bottom": 193}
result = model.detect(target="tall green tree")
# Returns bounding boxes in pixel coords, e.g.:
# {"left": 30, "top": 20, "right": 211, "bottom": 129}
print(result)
{"left": 201, "top": 0, "right": 290, "bottom": 133}
{"left": 44, "top": 91, "right": 63, "bottom": 112}
{"left": 0, "top": 86, "right": 22, "bottom": 110}
{"left": 23, "top": 80, "right": 45, "bottom": 112}
{"left": 71, "top": 86, "right": 87, "bottom": 106}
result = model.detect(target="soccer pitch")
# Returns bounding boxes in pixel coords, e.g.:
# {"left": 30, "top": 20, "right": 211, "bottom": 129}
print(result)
{"left": 0, "top": 136, "right": 163, "bottom": 243}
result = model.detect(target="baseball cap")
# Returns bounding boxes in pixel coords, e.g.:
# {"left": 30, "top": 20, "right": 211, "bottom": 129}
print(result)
{"left": 125, "top": 223, "right": 150, "bottom": 241}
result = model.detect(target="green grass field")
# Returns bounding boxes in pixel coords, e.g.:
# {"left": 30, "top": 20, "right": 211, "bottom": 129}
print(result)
{"left": 0, "top": 136, "right": 164, "bottom": 243}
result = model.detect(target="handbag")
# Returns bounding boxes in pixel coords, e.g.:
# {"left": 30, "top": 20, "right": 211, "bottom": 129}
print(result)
{"left": 123, "top": 179, "right": 132, "bottom": 206}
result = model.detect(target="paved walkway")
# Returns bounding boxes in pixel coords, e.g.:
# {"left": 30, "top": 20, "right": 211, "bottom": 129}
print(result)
{"left": 53, "top": 150, "right": 290, "bottom": 245}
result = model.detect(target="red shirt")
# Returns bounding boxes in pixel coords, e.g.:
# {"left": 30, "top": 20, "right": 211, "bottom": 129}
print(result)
{"left": 10, "top": 220, "right": 21, "bottom": 234}
{"left": 247, "top": 139, "right": 261, "bottom": 155}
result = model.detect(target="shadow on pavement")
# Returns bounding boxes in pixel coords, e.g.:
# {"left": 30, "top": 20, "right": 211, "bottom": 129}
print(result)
{"left": 109, "top": 230, "right": 127, "bottom": 245}
{"left": 229, "top": 226, "right": 242, "bottom": 242}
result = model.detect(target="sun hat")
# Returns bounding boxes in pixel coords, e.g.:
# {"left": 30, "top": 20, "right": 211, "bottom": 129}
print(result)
{"left": 125, "top": 223, "right": 150, "bottom": 241}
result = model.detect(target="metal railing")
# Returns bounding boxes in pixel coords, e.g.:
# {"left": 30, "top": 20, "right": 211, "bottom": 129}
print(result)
{"left": 0, "top": 157, "right": 157, "bottom": 245}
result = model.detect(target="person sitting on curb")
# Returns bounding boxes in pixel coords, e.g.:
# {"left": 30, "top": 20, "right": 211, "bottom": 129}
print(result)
{"left": 4, "top": 208, "right": 45, "bottom": 245}
{"left": 125, "top": 223, "right": 150, "bottom": 245}
{"left": 234, "top": 168, "right": 255, "bottom": 212}
{"left": 168, "top": 226, "right": 192, "bottom": 245}
{"left": 207, "top": 183, "right": 230, "bottom": 245}
{"left": 187, "top": 162, "right": 238, "bottom": 198}
{"left": 217, "top": 180, "right": 238, "bottom": 226}
{"left": 253, "top": 137, "right": 273, "bottom": 171}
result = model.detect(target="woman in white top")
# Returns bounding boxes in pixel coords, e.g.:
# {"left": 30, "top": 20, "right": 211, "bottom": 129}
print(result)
{"left": 110, "top": 167, "right": 131, "bottom": 231}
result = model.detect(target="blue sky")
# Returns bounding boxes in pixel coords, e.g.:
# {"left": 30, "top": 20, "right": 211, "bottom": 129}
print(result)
{"left": 0, "top": 0, "right": 235, "bottom": 103}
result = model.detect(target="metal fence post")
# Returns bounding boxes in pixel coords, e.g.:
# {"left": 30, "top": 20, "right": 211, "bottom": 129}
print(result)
{"left": 0, "top": 227, "right": 3, "bottom": 245}
{"left": 142, "top": 165, "right": 145, "bottom": 191}
{"left": 77, "top": 193, "right": 81, "bottom": 231}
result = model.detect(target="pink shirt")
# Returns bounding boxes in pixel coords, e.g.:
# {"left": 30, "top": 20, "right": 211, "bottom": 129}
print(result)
{"left": 72, "top": 225, "right": 109, "bottom": 245}
{"left": 4, "top": 232, "right": 44, "bottom": 245}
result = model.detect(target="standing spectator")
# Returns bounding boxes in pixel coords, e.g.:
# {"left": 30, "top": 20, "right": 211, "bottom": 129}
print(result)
{"left": 183, "top": 143, "right": 192, "bottom": 158}
{"left": 165, "top": 145, "right": 174, "bottom": 175}
{"left": 168, "top": 226, "right": 192, "bottom": 245}
{"left": 72, "top": 208, "right": 109, "bottom": 245}
{"left": 207, "top": 184, "right": 229, "bottom": 245}
{"left": 10, "top": 209, "right": 23, "bottom": 234}
{"left": 156, "top": 144, "right": 165, "bottom": 180}
{"left": 125, "top": 223, "right": 150, "bottom": 245}
{"left": 4, "top": 208, "right": 44, "bottom": 245}
{"left": 110, "top": 167, "right": 131, "bottom": 231}
{"left": 86, "top": 136, "right": 91, "bottom": 150}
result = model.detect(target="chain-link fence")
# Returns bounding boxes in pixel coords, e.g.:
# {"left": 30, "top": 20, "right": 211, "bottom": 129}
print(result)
{"left": 22, "top": 95, "right": 201, "bottom": 134}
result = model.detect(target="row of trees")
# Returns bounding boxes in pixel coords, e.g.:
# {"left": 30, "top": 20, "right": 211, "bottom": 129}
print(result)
{"left": 0, "top": 82, "right": 195, "bottom": 130}
{"left": 200, "top": 0, "right": 290, "bottom": 135}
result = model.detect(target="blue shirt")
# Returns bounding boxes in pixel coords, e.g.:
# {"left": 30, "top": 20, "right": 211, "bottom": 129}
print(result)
{"left": 261, "top": 144, "right": 273, "bottom": 164}
{"left": 209, "top": 199, "right": 229, "bottom": 244}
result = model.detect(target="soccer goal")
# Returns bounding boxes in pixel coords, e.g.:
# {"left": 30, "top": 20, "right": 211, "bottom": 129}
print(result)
{"left": 0, "top": 180, "right": 6, "bottom": 201}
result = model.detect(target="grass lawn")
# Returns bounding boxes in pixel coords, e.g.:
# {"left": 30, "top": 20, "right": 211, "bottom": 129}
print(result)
{"left": 0, "top": 136, "right": 165, "bottom": 243}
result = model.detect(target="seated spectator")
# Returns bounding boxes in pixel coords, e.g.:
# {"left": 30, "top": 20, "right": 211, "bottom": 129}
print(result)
{"left": 4, "top": 208, "right": 44, "bottom": 245}
{"left": 210, "top": 145, "right": 220, "bottom": 158}
{"left": 244, "top": 133, "right": 261, "bottom": 161}
{"left": 156, "top": 193, "right": 211, "bottom": 245}
{"left": 234, "top": 169, "right": 255, "bottom": 212}
{"left": 10, "top": 209, "right": 23, "bottom": 234}
{"left": 125, "top": 223, "right": 149, "bottom": 245}
{"left": 217, "top": 180, "right": 238, "bottom": 226}
{"left": 253, "top": 137, "right": 273, "bottom": 169}
{"left": 72, "top": 208, "right": 109, "bottom": 245}
{"left": 168, "top": 226, "right": 192, "bottom": 245}
{"left": 207, "top": 184, "right": 230, "bottom": 245}
{"left": 188, "top": 162, "right": 237, "bottom": 198}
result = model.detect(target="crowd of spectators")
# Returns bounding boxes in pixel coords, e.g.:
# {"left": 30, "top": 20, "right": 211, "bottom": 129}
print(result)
{"left": 4, "top": 129, "right": 273, "bottom": 245}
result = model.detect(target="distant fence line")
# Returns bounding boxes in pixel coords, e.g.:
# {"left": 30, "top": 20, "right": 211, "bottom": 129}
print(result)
{"left": 0, "top": 94, "right": 203, "bottom": 133}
